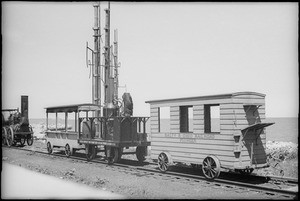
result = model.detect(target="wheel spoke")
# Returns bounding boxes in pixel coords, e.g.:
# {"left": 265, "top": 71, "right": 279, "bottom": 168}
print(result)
{"left": 162, "top": 163, "right": 167, "bottom": 171}
{"left": 211, "top": 159, "right": 216, "bottom": 166}
{"left": 207, "top": 158, "right": 212, "bottom": 166}
{"left": 207, "top": 170, "right": 212, "bottom": 178}
{"left": 211, "top": 168, "right": 216, "bottom": 174}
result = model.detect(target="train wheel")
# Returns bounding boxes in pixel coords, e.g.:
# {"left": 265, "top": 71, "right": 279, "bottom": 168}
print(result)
{"left": 118, "top": 147, "right": 123, "bottom": 161}
{"left": 27, "top": 135, "right": 33, "bottom": 146}
{"left": 158, "top": 152, "right": 169, "bottom": 172}
{"left": 20, "top": 138, "right": 26, "bottom": 146}
{"left": 106, "top": 147, "right": 120, "bottom": 164}
{"left": 6, "top": 127, "right": 14, "bottom": 147}
{"left": 2, "top": 127, "right": 7, "bottom": 145}
{"left": 136, "top": 146, "right": 147, "bottom": 163}
{"left": 202, "top": 155, "right": 221, "bottom": 180}
{"left": 47, "top": 142, "right": 52, "bottom": 154}
{"left": 65, "top": 144, "right": 72, "bottom": 157}
{"left": 86, "top": 145, "right": 96, "bottom": 161}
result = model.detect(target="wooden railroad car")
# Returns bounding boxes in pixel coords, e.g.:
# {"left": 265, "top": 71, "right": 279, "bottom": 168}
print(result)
{"left": 45, "top": 104, "right": 101, "bottom": 157}
{"left": 146, "top": 91, "right": 274, "bottom": 179}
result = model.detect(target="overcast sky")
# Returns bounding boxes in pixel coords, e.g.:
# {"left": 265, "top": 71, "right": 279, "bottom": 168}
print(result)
{"left": 2, "top": 2, "right": 298, "bottom": 118}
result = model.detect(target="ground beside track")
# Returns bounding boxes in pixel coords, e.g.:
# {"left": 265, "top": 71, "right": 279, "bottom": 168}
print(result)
{"left": 1, "top": 140, "right": 294, "bottom": 199}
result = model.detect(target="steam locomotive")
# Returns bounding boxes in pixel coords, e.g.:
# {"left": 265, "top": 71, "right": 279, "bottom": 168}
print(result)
{"left": 2, "top": 96, "right": 34, "bottom": 146}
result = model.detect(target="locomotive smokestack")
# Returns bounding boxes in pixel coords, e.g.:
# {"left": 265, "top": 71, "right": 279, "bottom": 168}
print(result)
{"left": 93, "top": 2, "right": 101, "bottom": 118}
{"left": 21, "top": 95, "right": 29, "bottom": 125}
{"left": 104, "top": 3, "right": 112, "bottom": 104}
{"left": 103, "top": 2, "right": 118, "bottom": 117}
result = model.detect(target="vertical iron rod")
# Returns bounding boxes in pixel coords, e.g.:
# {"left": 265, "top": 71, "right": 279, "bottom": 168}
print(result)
{"left": 113, "top": 29, "right": 119, "bottom": 101}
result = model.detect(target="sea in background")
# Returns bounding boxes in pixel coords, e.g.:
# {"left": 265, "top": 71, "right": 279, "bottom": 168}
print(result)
{"left": 30, "top": 117, "right": 298, "bottom": 144}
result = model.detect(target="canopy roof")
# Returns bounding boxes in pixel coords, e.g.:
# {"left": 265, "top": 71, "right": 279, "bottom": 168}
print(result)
{"left": 2, "top": 109, "right": 18, "bottom": 112}
{"left": 45, "top": 103, "right": 101, "bottom": 113}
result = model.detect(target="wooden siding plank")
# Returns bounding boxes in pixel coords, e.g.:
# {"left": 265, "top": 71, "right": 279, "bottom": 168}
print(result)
{"left": 170, "top": 115, "right": 180, "bottom": 120}
{"left": 220, "top": 114, "right": 266, "bottom": 120}
{"left": 151, "top": 145, "right": 235, "bottom": 157}
{"left": 220, "top": 119, "right": 262, "bottom": 125}
{"left": 220, "top": 124, "right": 235, "bottom": 130}
{"left": 150, "top": 107, "right": 159, "bottom": 113}
{"left": 151, "top": 150, "right": 236, "bottom": 162}
{"left": 170, "top": 124, "right": 180, "bottom": 129}
{"left": 193, "top": 110, "right": 204, "bottom": 115}
{"left": 170, "top": 122, "right": 179, "bottom": 126}
{"left": 151, "top": 124, "right": 159, "bottom": 128}
{"left": 193, "top": 125, "right": 204, "bottom": 130}
{"left": 220, "top": 113, "right": 266, "bottom": 119}
{"left": 151, "top": 133, "right": 236, "bottom": 141}
{"left": 151, "top": 137, "right": 234, "bottom": 145}
{"left": 170, "top": 106, "right": 179, "bottom": 112}
{"left": 151, "top": 141, "right": 235, "bottom": 151}
{"left": 150, "top": 112, "right": 159, "bottom": 117}
{"left": 220, "top": 104, "right": 265, "bottom": 110}
{"left": 233, "top": 98, "right": 265, "bottom": 105}
{"left": 170, "top": 112, "right": 179, "bottom": 118}
{"left": 193, "top": 105, "right": 204, "bottom": 110}
{"left": 220, "top": 104, "right": 243, "bottom": 109}
{"left": 151, "top": 116, "right": 159, "bottom": 120}
{"left": 151, "top": 119, "right": 159, "bottom": 124}
{"left": 193, "top": 116, "right": 204, "bottom": 121}
{"left": 220, "top": 107, "right": 266, "bottom": 113}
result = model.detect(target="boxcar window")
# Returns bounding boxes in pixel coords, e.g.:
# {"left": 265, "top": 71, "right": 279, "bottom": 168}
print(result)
{"left": 204, "top": 105, "right": 220, "bottom": 133}
{"left": 158, "top": 107, "right": 170, "bottom": 132}
{"left": 180, "top": 106, "right": 193, "bottom": 133}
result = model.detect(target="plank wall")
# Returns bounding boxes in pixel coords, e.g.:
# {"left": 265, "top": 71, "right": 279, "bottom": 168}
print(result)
{"left": 149, "top": 94, "right": 268, "bottom": 169}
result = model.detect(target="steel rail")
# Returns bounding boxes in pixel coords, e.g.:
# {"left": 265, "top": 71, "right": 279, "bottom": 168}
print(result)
{"left": 3, "top": 145, "right": 298, "bottom": 198}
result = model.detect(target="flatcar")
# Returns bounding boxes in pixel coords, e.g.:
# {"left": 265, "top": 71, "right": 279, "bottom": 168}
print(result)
{"left": 2, "top": 96, "right": 34, "bottom": 146}
{"left": 146, "top": 91, "right": 275, "bottom": 179}
{"left": 78, "top": 95, "right": 150, "bottom": 164}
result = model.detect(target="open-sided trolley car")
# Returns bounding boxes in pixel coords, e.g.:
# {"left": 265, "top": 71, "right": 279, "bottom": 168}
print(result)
{"left": 45, "top": 104, "right": 101, "bottom": 157}
{"left": 146, "top": 91, "right": 275, "bottom": 179}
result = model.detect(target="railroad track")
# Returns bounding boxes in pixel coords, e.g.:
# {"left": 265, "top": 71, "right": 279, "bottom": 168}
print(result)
{"left": 3, "top": 144, "right": 298, "bottom": 199}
